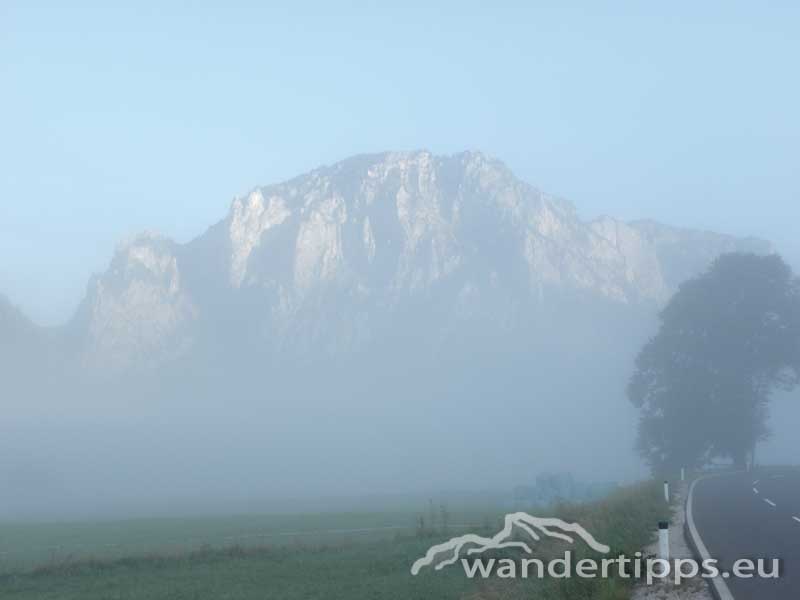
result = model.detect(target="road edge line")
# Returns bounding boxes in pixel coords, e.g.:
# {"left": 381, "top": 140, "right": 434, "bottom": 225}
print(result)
{"left": 684, "top": 474, "right": 735, "bottom": 600}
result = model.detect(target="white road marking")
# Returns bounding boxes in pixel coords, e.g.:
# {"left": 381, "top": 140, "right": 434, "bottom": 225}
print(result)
{"left": 764, "top": 498, "right": 777, "bottom": 507}
{"left": 753, "top": 487, "right": 759, "bottom": 494}
{"left": 687, "top": 475, "right": 735, "bottom": 600}
{"left": 753, "top": 480, "right": 760, "bottom": 486}
{"left": 792, "top": 516, "right": 800, "bottom": 524}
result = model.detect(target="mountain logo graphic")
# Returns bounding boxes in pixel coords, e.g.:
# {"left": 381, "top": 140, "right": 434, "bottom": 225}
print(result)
{"left": 411, "top": 512, "right": 610, "bottom": 575}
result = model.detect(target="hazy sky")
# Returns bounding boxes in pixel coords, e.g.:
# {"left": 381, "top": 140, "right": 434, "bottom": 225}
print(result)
{"left": 2, "top": 1, "right": 798, "bottom": 324}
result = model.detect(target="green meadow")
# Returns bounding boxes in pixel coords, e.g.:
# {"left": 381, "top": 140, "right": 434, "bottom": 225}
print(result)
{"left": 0, "top": 481, "right": 667, "bottom": 600}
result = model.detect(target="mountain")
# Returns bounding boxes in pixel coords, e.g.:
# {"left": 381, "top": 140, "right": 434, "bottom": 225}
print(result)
{"left": 65, "top": 150, "right": 769, "bottom": 373}
{"left": 0, "top": 294, "right": 35, "bottom": 341}
{"left": 0, "top": 294, "right": 51, "bottom": 394}
{"left": 0, "top": 151, "right": 775, "bottom": 517}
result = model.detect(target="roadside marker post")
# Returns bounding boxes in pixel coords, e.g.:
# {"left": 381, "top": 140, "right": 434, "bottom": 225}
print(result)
{"left": 663, "top": 480, "right": 670, "bottom": 502}
{"left": 658, "top": 521, "right": 670, "bottom": 560}
{"left": 681, "top": 468, "right": 685, "bottom": 482}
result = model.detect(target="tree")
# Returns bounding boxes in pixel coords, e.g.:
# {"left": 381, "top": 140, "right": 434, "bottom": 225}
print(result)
{"left": 628, "top": 253, "right": 800, "bottom": 472}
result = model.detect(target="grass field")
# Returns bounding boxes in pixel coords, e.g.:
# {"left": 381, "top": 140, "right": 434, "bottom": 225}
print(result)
{"left": 0, "top": 481, "right": 668, "bottom": 600}
{"left": 0, "top": 510, "right": 483, "bottom": 573}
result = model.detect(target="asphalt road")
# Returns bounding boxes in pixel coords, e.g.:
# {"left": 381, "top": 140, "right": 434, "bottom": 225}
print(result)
{"left": 690, "top": 468, "right": 800, "bottom": 599}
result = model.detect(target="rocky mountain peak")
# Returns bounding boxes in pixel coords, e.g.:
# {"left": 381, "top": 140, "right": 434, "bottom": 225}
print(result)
{"left": 80, "top": 232, "right": 196, "bottom": 371}
{"left": 50, "top": 151, "right": 772, "bottom": 372}
{"left": 110, "top": 232, "right": 182, "bottom": 291}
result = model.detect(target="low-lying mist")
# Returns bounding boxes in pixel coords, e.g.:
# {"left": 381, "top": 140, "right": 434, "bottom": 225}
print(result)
{"left": 3, "top": 307, "right": 654, "bottom": 522}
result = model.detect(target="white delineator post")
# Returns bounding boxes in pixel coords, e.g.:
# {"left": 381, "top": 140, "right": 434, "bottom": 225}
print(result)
{"left": 681, "top": 468, "right": 685, "bottom": 482}
{"left": 658, "top": 521, "right": 670, "bottom": 560}
{"left": 664, "top": 480, "right": 670, "bottom": 502}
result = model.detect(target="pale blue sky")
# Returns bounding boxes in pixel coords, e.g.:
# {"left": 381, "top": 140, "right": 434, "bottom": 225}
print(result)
{"left": 2, "top": 1, "right": 798, "bottom": 324}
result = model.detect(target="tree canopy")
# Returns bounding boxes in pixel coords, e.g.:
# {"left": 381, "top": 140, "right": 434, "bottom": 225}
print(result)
{"left": 628, "top": 253, "right": 800, "bottom": 472}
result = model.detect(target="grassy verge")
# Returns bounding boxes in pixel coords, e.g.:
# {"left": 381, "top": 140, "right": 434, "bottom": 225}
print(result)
{"left": 0, "top": 511, "right": 462, "bottom": 573}
{"left": 0, "top": 481, "right": 668, "bottom": 600}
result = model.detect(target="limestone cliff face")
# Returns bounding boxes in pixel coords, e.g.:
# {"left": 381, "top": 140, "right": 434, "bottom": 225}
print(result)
{"left": 67, "top": 151, "right": 771, "bottom": 371}
{"left": 79, "top": 233, "right": 197, "bottom": 371}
